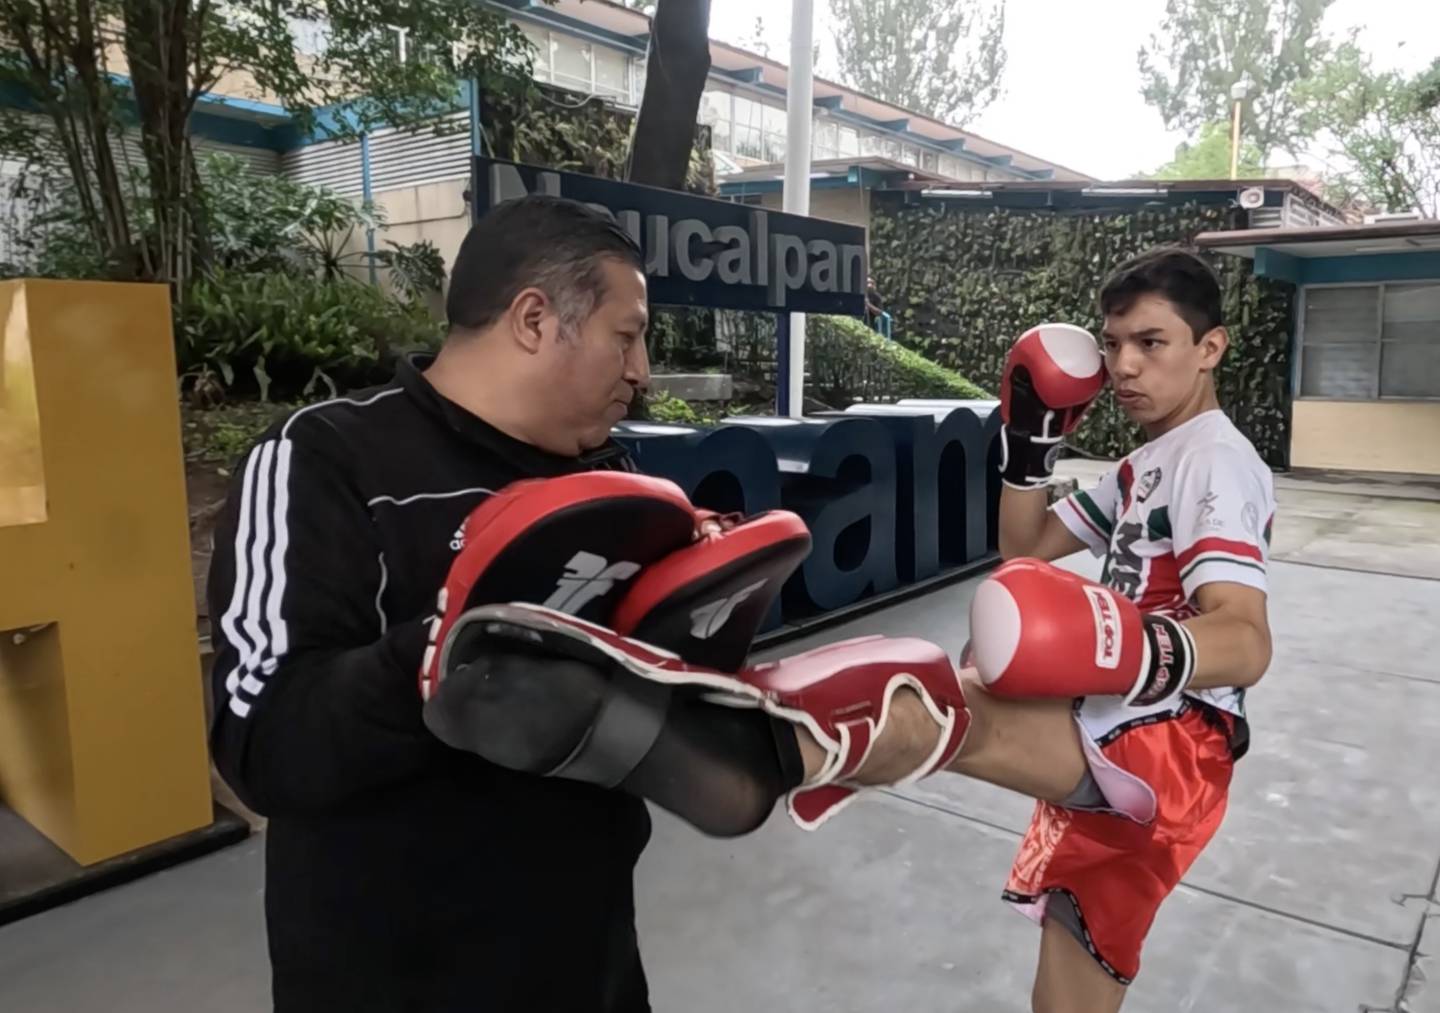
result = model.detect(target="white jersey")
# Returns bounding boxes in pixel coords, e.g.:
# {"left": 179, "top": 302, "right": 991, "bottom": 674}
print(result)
{"left": 1052, "top": 409, "right": 1276, "bottom": 742}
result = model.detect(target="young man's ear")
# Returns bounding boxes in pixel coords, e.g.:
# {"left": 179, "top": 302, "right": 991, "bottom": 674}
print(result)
{"left": 1198, "top": 326, "right": 1229, "bottom": 370}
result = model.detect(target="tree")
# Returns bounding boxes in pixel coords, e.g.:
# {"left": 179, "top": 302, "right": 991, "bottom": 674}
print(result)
{"left": 1294, "top": 45, "right": 1440, "bottom": 216}
{"left": 625, "top": 0, "right": 712, "bottom": 189}
{"left": 1144, "top": 121, "right": 1264, "bottom": 180}
{"left": 1137, "top": 0, "right": 1334, "bottom": 163}
{"left": 828, "top": 0, "right": 1006, "bottom": 127}
{"left": 0, "top": 0, "right": 536, "bottom": 287}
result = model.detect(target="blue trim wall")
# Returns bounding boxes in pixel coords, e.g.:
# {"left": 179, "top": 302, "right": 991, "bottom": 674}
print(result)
{"left": 1253, "top": 249, "right": 1440, "bottom": 285}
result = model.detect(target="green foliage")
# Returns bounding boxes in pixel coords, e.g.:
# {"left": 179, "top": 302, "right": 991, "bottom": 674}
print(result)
{"left": 868, "top": 199, "right": 1295, "bottom": 466}
{"left": 1293, "top": 47, "right": 1440, "bottom": 216}
{"left": 645, "top": 390, "right": 713, "bottom": 426}
{"left": 483, "top": 81, "right": 715, "bottom": 194}
{"left": 1145, "top": 121, "right": 1264, "bottom": 180}
{"left": 376, "top": 238, "right": 447, "bottom": 303}
{"left": 183, "top": 401, "right": 299, "bottom": 467}
{"left": 1137, "top": 0, "right": 1335, "bottom": 160}
{"left": 828, "top": 0, "right": 1006, "bottom": 126}
{"left": 0, "top": 0, "right": 538, "bottom": 286}
{"left": 178, "top": 269, "right": 443, "bottom": 404}
{"left": 807, "top": 315, "right": 991, "bottom": 405}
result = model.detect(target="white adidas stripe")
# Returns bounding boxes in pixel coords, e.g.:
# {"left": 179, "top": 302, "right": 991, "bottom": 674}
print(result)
{"left": 221, "top": 387, "right": 402, "bottom": 719}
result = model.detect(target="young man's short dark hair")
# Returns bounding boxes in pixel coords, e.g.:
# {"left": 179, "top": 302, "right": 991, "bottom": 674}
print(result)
{"left": 446, "top": 195, "right": 645, "bottom": 336}
{"left": 1098, "top": 247, "right": 1223, "bottom": 342}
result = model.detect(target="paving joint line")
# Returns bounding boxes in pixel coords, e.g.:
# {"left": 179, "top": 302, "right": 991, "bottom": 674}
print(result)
{"left": 1271, "top": 557, "right": 1440, "bottom": 584}
{"left": 880, "top": 789, "right": 1414, "bottom": 955}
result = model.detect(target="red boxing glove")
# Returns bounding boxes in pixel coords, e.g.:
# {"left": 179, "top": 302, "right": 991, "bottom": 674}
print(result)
{"left": 999, "top": 323, "right": 1105, "bottom": 489}
{"left": 968, "top": 559, "right": 1197, "bottom": 707}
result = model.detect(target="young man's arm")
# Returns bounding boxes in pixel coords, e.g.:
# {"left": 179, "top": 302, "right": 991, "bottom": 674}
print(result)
{"left": 1182, "top": 582, "right": 1272, "bottom": 689}
{"left": 1171, "top": 443, "right": 1278, "bottom": 690}
{"left": 1001, "top": 467, "right": 1120, "bottom": 562}
{"left": 998, "top": 486, "right": 1086, "bottom": 561}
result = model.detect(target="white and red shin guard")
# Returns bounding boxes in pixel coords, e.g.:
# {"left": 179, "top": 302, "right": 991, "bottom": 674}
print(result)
{"left": 740, "top": 636, "right": 972, "bottom": 829}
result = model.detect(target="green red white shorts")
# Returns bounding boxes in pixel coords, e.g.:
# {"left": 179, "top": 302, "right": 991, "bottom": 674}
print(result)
{"left": 1001, "top": 701, "right": 1236, "bottom": 984}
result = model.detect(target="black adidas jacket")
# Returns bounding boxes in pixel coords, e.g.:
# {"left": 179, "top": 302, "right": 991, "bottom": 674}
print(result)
{"left": 207, "top": 355, "right": 652, "bottom": 1012}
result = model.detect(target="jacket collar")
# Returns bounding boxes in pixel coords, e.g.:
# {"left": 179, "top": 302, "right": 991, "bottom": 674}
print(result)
{"left": 394, "top": 353, "right": 631, "bottom": 476}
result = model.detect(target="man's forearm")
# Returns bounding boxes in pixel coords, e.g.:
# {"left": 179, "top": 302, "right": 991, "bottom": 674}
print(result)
{"left": 998, "top": 485, "right": 1050, "bottom": 559}
{"left": 1181, "top": 608, "right": 1272, "bottom": 690}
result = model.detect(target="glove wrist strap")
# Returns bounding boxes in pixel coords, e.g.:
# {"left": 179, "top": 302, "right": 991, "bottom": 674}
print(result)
{"left": 1000, "top": 425, "right": 1062, "bottom": 488}
{"left": 1127, "top": 615, "right": 1198, "bottom": 707}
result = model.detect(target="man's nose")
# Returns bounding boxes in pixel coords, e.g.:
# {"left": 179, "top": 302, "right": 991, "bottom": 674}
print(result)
{"left": 625, "top": 339, "right": 651, "bottom": 391}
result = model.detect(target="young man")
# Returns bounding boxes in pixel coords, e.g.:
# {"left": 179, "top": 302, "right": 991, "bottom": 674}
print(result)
{"left": 961, "top": 246, "right": 1277, "bottom": 1011}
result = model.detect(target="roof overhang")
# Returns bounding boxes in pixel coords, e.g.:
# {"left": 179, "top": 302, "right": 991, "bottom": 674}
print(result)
{"left": 1196, "top": 221, "right": 1440, "bottom": 285}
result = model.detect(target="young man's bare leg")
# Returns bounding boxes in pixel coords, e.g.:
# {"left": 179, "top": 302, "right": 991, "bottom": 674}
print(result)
{"left": 797, "top": 671, "right": 1089, "bottom": 805}
{"left": 1033, "top": 916, "right": 1126, "bottom": 1013}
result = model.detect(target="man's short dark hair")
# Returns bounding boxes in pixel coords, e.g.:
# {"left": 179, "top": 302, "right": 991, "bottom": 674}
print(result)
{"left": 1098, "top": 247, "right": 1223, "bottom": 342}
{"left": 445, "top": 195, "right": 645, "bottom": 336}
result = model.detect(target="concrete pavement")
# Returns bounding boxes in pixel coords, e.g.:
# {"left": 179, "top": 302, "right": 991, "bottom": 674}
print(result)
{"left": 1, "top": 473, "right": 1438, "bottom": 1012}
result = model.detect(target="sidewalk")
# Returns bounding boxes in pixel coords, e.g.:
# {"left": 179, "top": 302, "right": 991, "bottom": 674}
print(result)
{"left": 1, "top": 475, "right": 1438, "bottom": 1012}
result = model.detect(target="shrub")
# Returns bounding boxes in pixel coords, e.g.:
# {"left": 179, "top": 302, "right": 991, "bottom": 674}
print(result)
{"left": 806, "top": 314, "right": 991, "bottom": 405}
{"left": 178, "top": 269, "right": 443, "bottom": 403}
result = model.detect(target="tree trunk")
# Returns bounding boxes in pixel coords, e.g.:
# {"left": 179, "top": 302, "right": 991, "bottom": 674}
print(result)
{"left": 123, "top": 0, "right": 195, "bottom": 285}
{"left": 625, "top": 0, "right": 712, "bottom": 189}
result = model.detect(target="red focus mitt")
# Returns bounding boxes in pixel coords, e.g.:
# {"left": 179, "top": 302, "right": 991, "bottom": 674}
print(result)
{"left": 418, "top": 471, "right": 696, "bottom": 701}
{"left": 611, "top": 510, "right": 811, "bottom": 671}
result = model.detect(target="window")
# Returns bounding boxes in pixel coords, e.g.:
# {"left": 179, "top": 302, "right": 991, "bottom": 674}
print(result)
{"left": 594, "top": 47, "right": 628, "bottom": 99}
{"left": 1300, "top": 283, "right": 1440, "bottom": 399}
{"left": 519, "top": 23, "right": 552, "bottom": 81}
{"left": 837, "top": 126, "right": 860, "bottom": 158}
{"left": 813, "top": 120, "right": 839, "bottom": 160}
{"left": 1381, "top": 283, "right": 1440, "bottom": 398}
{"left": 551, "top": 35, "right": 593, "bottom": 91}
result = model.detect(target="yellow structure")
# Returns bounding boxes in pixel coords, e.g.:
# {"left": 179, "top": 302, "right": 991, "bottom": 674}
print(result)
{"left": 1290, "top": 400, "right": 1440, "bottom": 476}
{"left": 0, "top": 280, "right": 212, "bottom": 866}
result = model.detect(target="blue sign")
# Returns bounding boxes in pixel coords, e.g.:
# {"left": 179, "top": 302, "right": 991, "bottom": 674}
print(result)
{"left": 472, "top": 156, "right": 868, "bottom": 316}
{"left": 614, "top": 405, "right": 1003, "bottom": 629}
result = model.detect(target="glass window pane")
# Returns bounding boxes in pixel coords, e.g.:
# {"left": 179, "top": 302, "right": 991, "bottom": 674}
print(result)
{"left": 710, "top": 117, "right": 732, "bottom": 153}
{"left": 860, "top": 132, "right": 884, "bottom": 155}
{"left": 763, "top": 132, "right": 786, "bottom": 162}
{"left": 519, "top": 24, "right": 549, "bottom": 69}
{"left": 700, "top": 90, "right": 731, "bottom": 126}
{"left": 733, "top": 125, "right": 763, "bottom": 159}
{"left": 1300, "top": 343, "right": 1378, "bottom": 398}
{"left": 1382, "top": 282, "right": 1440, "bottom": 343}
{"left": 762, "top": 103, "right": 787, "bottom": 136}
{"left": 594, "top": 47, "right": 627, "bottom": 96}
{"left": 733, "top": 96, "right": 760, "bottom": 127}
{"left": 552, "top": 36, "right": 592, "bottom": 89}
{"left": 1381, "top": 341, "right": 1440, "bottom": 398}
{"left": 838, "top": 127, "right": 859, "bottom": 157}
{"left": 921, "top": 150, "right": 939, "bottom": 171}
{"left": 1304, "top": 286, "right": 1380, "bottom": 344}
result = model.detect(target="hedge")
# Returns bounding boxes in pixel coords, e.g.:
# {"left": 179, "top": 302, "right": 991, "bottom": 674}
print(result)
{"left": 868, "top": 197, "right": 1296, "bottom": 467}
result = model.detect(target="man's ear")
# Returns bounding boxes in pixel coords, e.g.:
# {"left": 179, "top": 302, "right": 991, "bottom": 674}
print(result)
{"left": 1198, "top": 325, "right": 1229, "bottom": 371}
{"left": 507, "top": 287, "right": 552, "bottom": 355}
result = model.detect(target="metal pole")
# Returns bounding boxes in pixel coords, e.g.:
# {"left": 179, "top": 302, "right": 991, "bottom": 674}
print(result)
{"left": 780, "top": 0, "right": 814, "bottom": 418}
{"left": 361, "top": 132, "right": 377, "bottom": 286}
